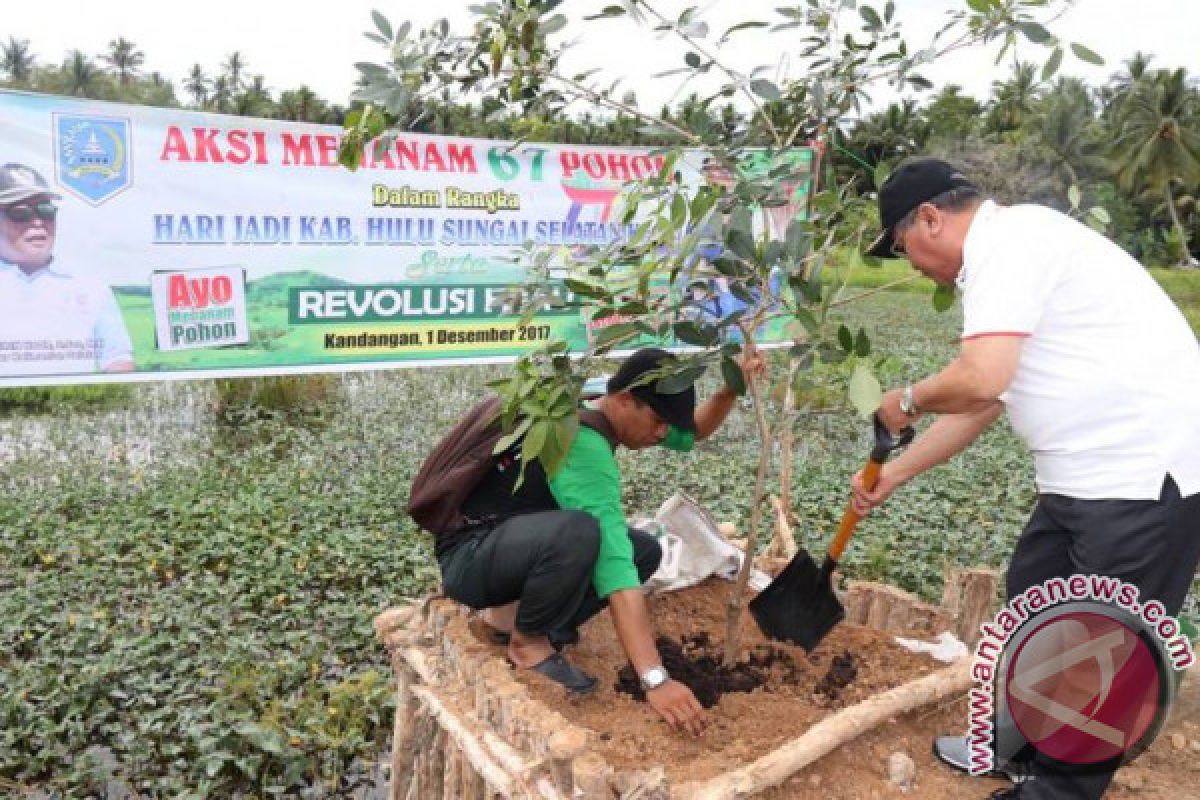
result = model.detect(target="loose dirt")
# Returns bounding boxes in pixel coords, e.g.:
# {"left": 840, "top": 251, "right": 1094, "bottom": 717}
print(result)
{"left": 469, "top": 578, "right": 941, "bottom": 784}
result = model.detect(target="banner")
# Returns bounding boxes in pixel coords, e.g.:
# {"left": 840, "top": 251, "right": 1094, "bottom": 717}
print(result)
{"left": 0, "top": 90, "right": 813, "bottom": 387}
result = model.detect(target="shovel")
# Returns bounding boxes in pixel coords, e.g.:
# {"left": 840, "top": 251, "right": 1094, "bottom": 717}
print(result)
{"left": 749, "top": 414, "right": 914, "bottom": 651}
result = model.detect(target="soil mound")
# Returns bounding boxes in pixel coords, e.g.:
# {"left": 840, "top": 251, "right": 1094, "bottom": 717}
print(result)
{"left": 471, "top": 579, "right": 941, "bottom": 782}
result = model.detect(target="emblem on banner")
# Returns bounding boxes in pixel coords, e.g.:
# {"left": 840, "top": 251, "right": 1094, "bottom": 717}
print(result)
{"left": 53, "top": 114, "right": 132, "bottom": 205}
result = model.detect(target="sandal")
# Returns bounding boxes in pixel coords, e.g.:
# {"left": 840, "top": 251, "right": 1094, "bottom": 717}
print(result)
{"left": 525, "top": 652, "right": 598, "bottom": 695}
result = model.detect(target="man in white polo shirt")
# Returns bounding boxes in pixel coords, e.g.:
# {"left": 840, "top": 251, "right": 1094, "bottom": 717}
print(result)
{"left": 851, "top": 158, "right": 1200, "bottom": 800}
{"left": 0, "top": 163, "right": 134, "bottom": 376}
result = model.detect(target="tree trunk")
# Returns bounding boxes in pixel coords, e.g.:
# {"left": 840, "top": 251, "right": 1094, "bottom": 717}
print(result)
{"left": 722, "top": 326, "right": 774, "bottom": 666}
{"left": 1164, "top": 182, "right": 1199, "bottom": 268}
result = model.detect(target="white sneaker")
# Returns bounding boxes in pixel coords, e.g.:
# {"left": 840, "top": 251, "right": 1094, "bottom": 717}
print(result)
{"left": 933, "top": 735, "right": 1029, "bottom": 785}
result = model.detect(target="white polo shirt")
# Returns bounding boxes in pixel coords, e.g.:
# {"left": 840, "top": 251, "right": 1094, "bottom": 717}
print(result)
{"left": 0, "top": 258, "right": 133, "bottom": 375}
{"left": 958, "top": 200, "right": 1200, "bottom": 500}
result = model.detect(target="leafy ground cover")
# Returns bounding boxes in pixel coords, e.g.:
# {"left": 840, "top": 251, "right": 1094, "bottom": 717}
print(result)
{"left": 2, "top": 284, "right": 1197, "bottom": 797}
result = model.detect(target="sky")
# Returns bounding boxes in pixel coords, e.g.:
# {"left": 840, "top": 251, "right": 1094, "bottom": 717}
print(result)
{"left": 3, "top": 0, "right": 1198, "bottom": 117}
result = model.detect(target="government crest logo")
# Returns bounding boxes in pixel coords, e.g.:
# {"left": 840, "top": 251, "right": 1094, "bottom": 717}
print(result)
{"left": 54, "top": 114, "right": 132, "bottom": 205}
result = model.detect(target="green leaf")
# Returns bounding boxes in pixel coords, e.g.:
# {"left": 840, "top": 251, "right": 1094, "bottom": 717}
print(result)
{"left": 1067, "top": 185, "right": 1081, "bottom": 209}
{"left": 721, "top": 356, "right": 747, "bottom": 397}
{"left": 1087, "top": 206, "right": 1111, "bottom": 226}
{"left": 837, "top": 324, "right": 854, "bottom": 353}
{"left": 371, "top": 10, "right": 393, "bottom": 41}
{"left": 594, "top": 321, "right": 640, "bottom": 348}
{"left": 564, "top": 278, "right": 606, "bottom": 299}
{"left": 873, "top": 161, "right": 891, "bottom": 191}
{"left": 685, "top": 52, "right": 702, "bottom": 68}
{"left": 785, "top": 219, "right": 810, "bottom": 261}
{"left": 584, "top": 5, "right": 626, "bottom": 20}
{"left": 493, "top": 418, "right": 529, "bottom": 455}
{"left": 521, "top": 419, "right": 549, "bottom": 467}
{"left": 1042, "top": 46, "right": 1063, "bottom": 81}
{"left": 859, "top": 6, "right": 882, "bottom": 28}
{"left": 726, "top": 229, "right": 757, "bottom": 262}
{"left": 541, "top": 14, "right": 568, "bottom": 35}
{"left": 656, "top": 365, "right": 707, "bottom": 394}
{"left": 1070, "top": 42, "right": 1104, "bottom": 65}
{"left": 854, "top": 329, "right": 871, "bottom": 358}
{"left": 719, "top": 20, "right": 768, "bottom": 42}
{"left": 1018, "top": 22, "right": 1053, "bottom": 45}
{"left": 749, "top": 79, "right": 781, "bottom": 101}
{"left": 673, "top": 320, "right": 718, "bottom": 347}
{"left": 848, "top": 364, "right": 883, "bottom": 418}
{"left": 966, "top": 0, "right": 992, "bottom": 13}
{"left": 670, "top": 194, "right": 687, "bottom": 229}
{"left": 793, "top": 308, "right": 819, "bottom": 335}
{"left": 932, "top": 283, "right": 956, "bottom": 312}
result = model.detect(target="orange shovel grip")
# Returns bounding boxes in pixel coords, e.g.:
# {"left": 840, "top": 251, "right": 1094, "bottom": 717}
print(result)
{"left": 828, "top": 458, "right": 883, "bottom": 562}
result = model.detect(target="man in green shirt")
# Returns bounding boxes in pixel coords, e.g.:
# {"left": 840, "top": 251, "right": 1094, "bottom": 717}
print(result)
{"left": 435, "top": 347, "right": 764, "bottom": 737}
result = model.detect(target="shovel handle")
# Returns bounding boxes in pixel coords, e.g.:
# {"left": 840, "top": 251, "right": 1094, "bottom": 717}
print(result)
{"left": 828, "top": 458, "right": 883, "bottom": 562}
{"left": 828, "top": 414, "right": 915, "bottom": 562}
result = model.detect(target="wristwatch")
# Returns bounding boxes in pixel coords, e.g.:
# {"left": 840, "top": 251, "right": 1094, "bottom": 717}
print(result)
{"left": 640, "top": 665, "right": 669, "bottom": 691}
{"left": 900, "top": 384, "right": 921, "bottom": 417}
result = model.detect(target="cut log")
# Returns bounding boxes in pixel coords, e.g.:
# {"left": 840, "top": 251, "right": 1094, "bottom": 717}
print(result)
{"left": 411, "top": 685, "right": 515, "bottom": 795}
{"left": 943, "top": 568, "right": 999, "bottom": 646}
{"left": 673, "top": 660, "right": 972, "bottom": 799}
{"left": 843, "top": 580, "right": 950, "bottom": 636}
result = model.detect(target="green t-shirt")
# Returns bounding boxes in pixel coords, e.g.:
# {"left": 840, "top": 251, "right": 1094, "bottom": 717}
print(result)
{"left": 547, "top": 420, "right": 694, "bottom": 598}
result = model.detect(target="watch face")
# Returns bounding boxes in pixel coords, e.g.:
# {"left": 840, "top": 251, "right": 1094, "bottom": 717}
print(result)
{"left": 642, "top": 666, "right": 668, "bottom": 689}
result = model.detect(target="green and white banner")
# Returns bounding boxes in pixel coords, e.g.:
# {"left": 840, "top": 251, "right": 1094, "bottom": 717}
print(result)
{"left": 0, "top": 90, "right": 813, "bottom": 387}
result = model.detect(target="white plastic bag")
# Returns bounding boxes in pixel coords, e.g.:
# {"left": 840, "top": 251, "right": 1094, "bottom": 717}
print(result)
{"left": 639, "top": 491, "right": 773, "bottom": 594}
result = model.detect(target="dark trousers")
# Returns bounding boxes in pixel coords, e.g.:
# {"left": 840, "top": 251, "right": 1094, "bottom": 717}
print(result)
{"left": 1002, "top": 476, "right": 1200, "bottom": 800}
{"left": 437, "top": 509, "right": 663, "bottom": 636}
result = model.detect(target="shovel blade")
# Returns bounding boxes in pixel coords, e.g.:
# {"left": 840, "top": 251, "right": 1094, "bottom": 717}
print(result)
{"left": 748, "top": 550, "right": 845, "bottom": 651}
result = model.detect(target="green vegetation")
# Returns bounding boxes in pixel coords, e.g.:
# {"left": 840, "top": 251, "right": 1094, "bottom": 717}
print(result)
{"left": 3, "top": 288, "right": 1196, "bottom": 797}
{"left": 1151, "top": 268, "right": 1200, "bottom": 329}
{"left": 0, "top": 383, "right": 134, "bottom": 414}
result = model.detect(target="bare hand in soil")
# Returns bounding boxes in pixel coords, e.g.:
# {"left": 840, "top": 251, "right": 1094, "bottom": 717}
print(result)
{"left": 646, "top": 680, "right": 707, "bottom": 737}
{"left": 850, "top": 466, "right": 902, "bottom": 516}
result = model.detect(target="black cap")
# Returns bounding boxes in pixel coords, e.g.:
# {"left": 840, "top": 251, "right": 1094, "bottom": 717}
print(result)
{"left": 0, "top": 163, "right": 61, "bottom": 205}
{"left": 866, "top": 158, "right": 977, "bottom": 258}
{"left": 607, "top": 347, "right": 698, "bottom": 433}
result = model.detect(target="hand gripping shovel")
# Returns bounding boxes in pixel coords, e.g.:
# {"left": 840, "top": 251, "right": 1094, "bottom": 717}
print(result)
{"left": 749, "top": 414, "right": 914, "bottom": 651}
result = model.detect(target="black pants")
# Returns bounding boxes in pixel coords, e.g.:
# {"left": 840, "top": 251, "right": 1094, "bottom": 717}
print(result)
{"left": 1002, "top": 476, "right": 1200, "bottom": 800}
{"left": 437, "top": 510, "right": 663, "bottom": 636}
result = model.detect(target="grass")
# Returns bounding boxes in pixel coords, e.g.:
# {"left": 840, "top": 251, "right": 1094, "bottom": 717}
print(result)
{"left": 1, "top": 277, "right": 1197, "bottom": 797}
{"left": 1150, "top": 267, "right": 1200, "bottom": 330}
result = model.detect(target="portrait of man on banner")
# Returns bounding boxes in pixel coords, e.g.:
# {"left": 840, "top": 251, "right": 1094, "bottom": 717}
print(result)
{"left": 0, "top": 162, "right": 134, "bottom": 376}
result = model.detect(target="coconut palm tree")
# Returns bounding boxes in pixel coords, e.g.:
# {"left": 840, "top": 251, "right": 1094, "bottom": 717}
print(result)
{"left": 922, "top": 84, "right": 983, "bottom": 143}
{"left": 986, "top": 61, "right": 1042, "bottom": 133}
{"left": 222, "top": 51, "right": 246, "bottom": 92}
{"left": 276, "top": 86, "right": 326, "bottom": 122}
{"left": 209, "top": 75, "right": 234, "bottom": 114}
{"left": 1112, "top": 68, "right": 1200, "bottom": 266}
{"left": 1030, "top": 77, "right": 1105, "bottom": 190}
{"left": 1103, "top": 51, "right": 1155, "bottom": 126}
{"left": 62, "top": 49, "right": 102, "bottom": 97}
{"left": 1, "top": 36, "right": 36, "bottom": 85}
{"left": 101, "top": 37, "right": 144, "bottom": 86}
{"left": 141, "top": 71, "right": 178, "bottom": 107}
{"left": 233, "top": 74, "right": 272, "bottom": 117}
{"left": 849, "top": 99, "right": 928, "bottom": 163}
{"left": 184, "top": 64, "right": 210, "bottom": 107}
